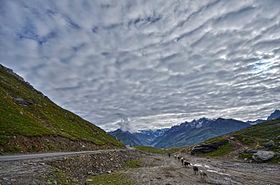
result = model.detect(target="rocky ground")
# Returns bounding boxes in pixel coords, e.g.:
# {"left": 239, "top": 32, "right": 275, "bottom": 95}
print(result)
{"left": 0, "top": 150, "right": 280, "bottom": 185}
{"left": 124, "top": 154, "right": 280, "bottom": 185}
{"left": 0, "top": 149, "right": 143, "bottom": 184}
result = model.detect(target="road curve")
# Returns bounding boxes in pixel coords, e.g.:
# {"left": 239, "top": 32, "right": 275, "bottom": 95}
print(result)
{"left": 0, "top": 149, "right": 130, "bottom": 162}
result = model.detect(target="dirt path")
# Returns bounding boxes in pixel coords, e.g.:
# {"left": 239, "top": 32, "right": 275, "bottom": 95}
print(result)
{"left": 124, "top": 154, "right": 280, "bottom": 185}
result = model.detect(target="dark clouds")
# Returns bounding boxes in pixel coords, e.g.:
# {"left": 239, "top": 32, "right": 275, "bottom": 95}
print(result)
{"left": 1, "top": 0, "right": 280, "bottom": 132}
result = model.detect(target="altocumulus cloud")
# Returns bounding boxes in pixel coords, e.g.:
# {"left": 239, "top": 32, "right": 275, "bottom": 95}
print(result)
{"left": 1, "top": 0, "right": 280, "bottom": 132}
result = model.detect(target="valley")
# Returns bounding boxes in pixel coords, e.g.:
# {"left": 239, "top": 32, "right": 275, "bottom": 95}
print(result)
{"left": 1, "top": 0, "right": 280, "bottom": 184}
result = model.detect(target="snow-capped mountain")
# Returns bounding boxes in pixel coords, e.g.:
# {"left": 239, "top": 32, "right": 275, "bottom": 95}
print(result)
{"left": 109, "top": 128, "right": 168, "bottom": 147}
{"left": 109, "top": 109, "right": 280, "bottom": 148}
{"left": 133, "top": 128, "right": 169, "bottom": 146}
{"left": 109, "top": 129, "right": 142, "bottom": 147}
{"left": 109, "top": 118, "right": 250, "bottom": 147}
{"left": 152, "top": 118, "right": 250, "bottom": 148}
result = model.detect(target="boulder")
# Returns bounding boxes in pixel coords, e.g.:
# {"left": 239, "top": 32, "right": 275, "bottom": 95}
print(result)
{"left": 191, "top": 140, "right": 227, "bottom": 155}
{"left": 252, "top": 150, "right": 276, "bottom": 162}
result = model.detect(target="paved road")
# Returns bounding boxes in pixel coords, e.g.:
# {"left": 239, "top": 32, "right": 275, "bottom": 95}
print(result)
{"left": 0, "top": 149, "right": 128, "bottom": 162}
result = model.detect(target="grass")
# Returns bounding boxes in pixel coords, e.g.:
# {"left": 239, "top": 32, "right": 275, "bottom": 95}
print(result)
{"left": 239, "top": 152, "right": 253, "bottom": 160}
{"left": 45, "top": 167, "right": 75, "bottom": 185}
{"left": 86, "top": 173, "right": 135, "bottom": 185}
{"left": 197, "top": 119, "right": 280, "bottom": 163}
{"left": 0, "top": 65, "right": 123, "bottom": 153}
{"left": 233, "top": 119, "right": 280, "bottom": 163}
{"left": 135, "top": 146, "right": 179, "bottom": 155}
{"left": 203, "top": 142, "right": 234, "bottom": 157}
{"left": 126, "top": 159, "right": 142, "bottom": 168}
{"left": 232, "top": 119, "right": 280, "bottom": 147}
{"left": 203, "top": 137, "right": 227, "bottom": 144}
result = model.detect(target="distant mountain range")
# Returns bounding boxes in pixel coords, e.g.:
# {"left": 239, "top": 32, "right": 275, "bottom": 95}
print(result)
{"left": 133, "top": 128, "right": 169, "bottom": 146}
{"left": 109, "top": 110, "right": 280, "bottom": 148}
{"left": 109, "top": 129, "right": 143, "bottom": 147}
{"left": 152, "top": 118, "right": 250, "bottom": 148}
{"left": 110, "top": 128, "right": 168, "bottom": 147}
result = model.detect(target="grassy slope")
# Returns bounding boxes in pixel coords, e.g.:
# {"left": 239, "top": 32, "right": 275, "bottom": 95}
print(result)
{"left": 0, "top": 65, "right": 123, "bottom": 152}
{"left": 195, "top": 119, "right": 280, "bottom": 162}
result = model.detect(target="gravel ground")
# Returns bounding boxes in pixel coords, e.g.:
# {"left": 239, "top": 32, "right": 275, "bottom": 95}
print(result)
{"left": 124, "top": 154, "right": 280, "bottom": 185}
{"left": 0, "top": 151, "right": 279, "bottom": 185}
{"left": 0, "top": 149, "right": 142, "bottom": 185}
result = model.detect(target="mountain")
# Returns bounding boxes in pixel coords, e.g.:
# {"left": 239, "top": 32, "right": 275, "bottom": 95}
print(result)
{"left": 110, "top": 117, "right": 250, "bottom": 148}
{"left": 0, "top": 64, "right": 123, "bottom": 153}
{"left": 245, "top": 109, "right": 280, "bottom": 125}
{"left": 267, "top": 110, "right": 280, "bottom": 120}
{"left": 190, "top": 118, "right": 280, "bottom": 163}
{"left": 109, "top": 129, "right": 142, "bottom": 147}
{"left": 109, "top": 109, "right": 280, "bottom": 148}
{"left": 153, "top": 118, "right": 250, "bottom": 148}
{"left": 133, "top": 128, "right": 169, "bottom": 146}
{"left": 109, "top": 128, "right": 168, "bottom": 146}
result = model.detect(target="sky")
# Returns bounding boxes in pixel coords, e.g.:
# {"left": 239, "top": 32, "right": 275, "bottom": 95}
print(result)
{"left": 1, "top": 0, "right": 280, "bottom": 132}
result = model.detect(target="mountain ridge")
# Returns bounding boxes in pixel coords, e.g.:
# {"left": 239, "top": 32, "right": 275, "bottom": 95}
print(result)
{"left": 268, "top": 109, "right": 280, "bottom": 120}
{"left": 110, "top": 117, "right": 251, "bottom": 148}
{"left": 152, "top": 117, "right": 250, "bottom": 148}
{"left": 110, "top": 110, "right": 279, "bottom": 148}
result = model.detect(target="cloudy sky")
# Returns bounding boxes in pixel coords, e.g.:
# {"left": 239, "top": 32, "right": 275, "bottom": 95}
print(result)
{"left": 1, "top": 0, "right": 280, "bottom": 132}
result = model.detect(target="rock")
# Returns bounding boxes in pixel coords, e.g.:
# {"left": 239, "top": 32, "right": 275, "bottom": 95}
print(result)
{"left": 244, "top": 149, "right": 257, "bottom": 154}
{"left": 14, "top": 97, "right": 33, "bottom": 106}
{"left": 252, "top": 150, "right": 276, "bottom": 162}
{"left": 264, "top": 140, "right": 275, "bottom": 148}
{"left": 87, "top": 171, "right": 94, "bottom": 175}
{"left": 191, "top": 140, "right": 227, "bottom": 155}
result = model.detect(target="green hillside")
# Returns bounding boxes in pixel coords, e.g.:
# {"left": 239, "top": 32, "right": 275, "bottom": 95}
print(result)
{"left": 193, "top": 119, "right": 280, "bottom": 163}
{"left": 0, "top": 64, "right": 123, "bottom": 153}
